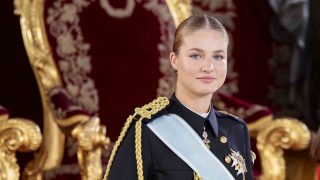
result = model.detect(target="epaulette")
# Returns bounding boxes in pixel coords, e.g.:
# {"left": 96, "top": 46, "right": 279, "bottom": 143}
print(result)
{"left": 218, "top": 110, "right": 239, "bottom": 119}
{"left": 133, "top": 96, "right": 170, "bottom": 122}
{"left": 103, "top": 96, "right": 170, "bottom": 180}
{"left": 217, "top": 110, "right": 245, "bottom": 124}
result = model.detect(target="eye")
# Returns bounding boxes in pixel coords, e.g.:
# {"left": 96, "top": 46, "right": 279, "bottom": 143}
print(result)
{"left": 213, "top": 55, "right": 224, "bottom": 61}
{"left": 190, "top": 54, "right": 202, "bottom": 61}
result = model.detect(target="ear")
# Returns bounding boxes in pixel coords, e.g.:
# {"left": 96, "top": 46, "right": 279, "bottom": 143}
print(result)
{"left": 169, "top": 52, "right": 178, "bottom": 71}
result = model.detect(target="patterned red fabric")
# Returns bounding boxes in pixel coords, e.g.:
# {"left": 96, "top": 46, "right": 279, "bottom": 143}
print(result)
{"left": 49, "top": 87, "right": 91, "bottom": 119}
{"left": 45, "top": 0, "right": 165, "bottom": 142}
{"left": 44, "top": 0, "right": 172, "bottom": 178}
{"left": 232, "top": 0, "right": 273, "bottom": 105}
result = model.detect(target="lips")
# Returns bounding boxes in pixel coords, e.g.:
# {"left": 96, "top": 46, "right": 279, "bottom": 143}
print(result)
{"left": 197, "top": 76, "right": 216, "bottom": 83}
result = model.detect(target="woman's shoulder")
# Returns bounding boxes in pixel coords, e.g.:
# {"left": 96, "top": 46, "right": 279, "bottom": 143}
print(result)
{"left": 214, "top": 110, "right": 249, "bottom": 135}
{"left": 129, "top": 96, "right": 171, "bottom": 124}
{"left": 215, "top": 110, "right": 246, "bottom": 125}
{"left": 112, "top": 97, "right": 171, "bottom": 149}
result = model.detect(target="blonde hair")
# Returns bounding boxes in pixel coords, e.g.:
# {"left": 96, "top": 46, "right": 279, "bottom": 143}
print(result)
{"left": 173, "top": 15, "right": 229, "bottom": 55}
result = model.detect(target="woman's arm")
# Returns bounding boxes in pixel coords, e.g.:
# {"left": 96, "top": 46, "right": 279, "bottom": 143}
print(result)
{"left": 108, "top": 123, "right": 152, "bottom": 180}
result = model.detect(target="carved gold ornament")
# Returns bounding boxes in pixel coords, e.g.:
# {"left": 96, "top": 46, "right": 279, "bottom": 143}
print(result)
{"left": 14, "top": 0, "right": 111, "bottom": 179}
{"left": 14, "top": 0, "right": 66, "bottom": 178}
{"left": 257, "top": 118, "right": 310, "bottom": 180}
{"left": 0, "top": 117, "right": 42, "bottom": 180}
{"left": 72, "top": 116, "right": 110, "bottom": 180}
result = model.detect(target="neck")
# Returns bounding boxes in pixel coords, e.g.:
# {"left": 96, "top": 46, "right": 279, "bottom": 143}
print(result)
{"left": 175, "top": 89, "right": 212, "bottom": 114}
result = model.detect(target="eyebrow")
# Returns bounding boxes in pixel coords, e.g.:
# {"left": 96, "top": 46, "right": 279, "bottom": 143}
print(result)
{"left": 187, "top": 48, "right": 226, "bottom": 53}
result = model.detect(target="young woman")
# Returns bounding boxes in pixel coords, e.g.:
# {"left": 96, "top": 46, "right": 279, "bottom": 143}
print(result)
{"left": 104, "top": 15, "right": 254, "bottom": 180}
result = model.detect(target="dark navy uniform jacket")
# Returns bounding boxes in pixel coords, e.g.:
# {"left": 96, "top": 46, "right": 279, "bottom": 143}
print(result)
{"left": 108, "top": 95, "right": 254, "bottom": 180}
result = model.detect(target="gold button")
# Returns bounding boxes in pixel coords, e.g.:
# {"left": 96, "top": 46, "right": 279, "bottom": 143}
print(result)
{"left": 225, "top": 156, "right": 231, "bottom": 163}
{"left": 220, "top": 136, "right": 227, "bottom": 143}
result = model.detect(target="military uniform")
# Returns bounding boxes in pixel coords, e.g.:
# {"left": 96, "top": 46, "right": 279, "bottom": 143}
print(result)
{"left": 106, "top": 94, "right": 254, "bottom": 180}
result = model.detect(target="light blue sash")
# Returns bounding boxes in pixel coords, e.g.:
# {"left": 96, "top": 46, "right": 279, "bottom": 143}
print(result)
{"left": 147, "top": 114, "right": 234, "bottom": 180}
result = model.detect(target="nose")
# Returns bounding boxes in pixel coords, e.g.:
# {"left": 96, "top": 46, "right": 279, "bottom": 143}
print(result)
{"left": 201, "top": 59, "right": 214, "bottom": 73}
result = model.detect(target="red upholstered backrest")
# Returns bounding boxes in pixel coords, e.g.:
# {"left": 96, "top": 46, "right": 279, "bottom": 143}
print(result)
{"left": 44, "top": 0, "right": 176, "bottom": 141}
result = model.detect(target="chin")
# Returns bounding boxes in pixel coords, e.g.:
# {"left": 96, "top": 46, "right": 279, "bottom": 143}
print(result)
{"left": 196, "top": 89, "right": 217, "bottom": 96}
{"left": 196, "top": 83, "right": 221, "bottom": 94}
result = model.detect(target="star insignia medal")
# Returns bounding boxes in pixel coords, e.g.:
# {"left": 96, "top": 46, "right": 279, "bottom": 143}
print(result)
{"left": 228, "top": 149, "right": 247, "bottom": 179}
{"left": 251, "top": 150, "right": 256, "bottom": 164}
{"left": 251, "top": 151, "right": 257, "bottom": 164}
{"left": 202, "top": 126, "right": 211, "bottom": 149}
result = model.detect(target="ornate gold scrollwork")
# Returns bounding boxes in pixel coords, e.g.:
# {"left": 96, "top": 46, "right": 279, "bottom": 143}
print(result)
{"left": 248, "top": 115, "right": 273, "bottom": 138}
{"left": 15, "top": 0, "right": 113, "bottom": 178}
{"left": 165, "top": 0, "right": 192, "bottom": 27}
{"left": 15, "top": 0, "right": 112, "bottom": 178}
{"left": 257, "top": 118, "right": 310, "bottom": 180}
{"left": 0, "top": 117, "right": 42, "bottom": 180}
{"left": 14, "top": 0, "right": 65, "bottom": 178}
{"left": 72, "top": 116, "right": 110, "bottom": 180}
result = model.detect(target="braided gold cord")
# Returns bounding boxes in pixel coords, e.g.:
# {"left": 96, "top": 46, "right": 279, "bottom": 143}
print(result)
{"left": 103, "top": 114, "right": 135, "bottom": 180}
{"left": 135, "top": 119, "right": 144, "bottom": 180}
{"left": 193, "top": 172, "right": 203, "bottom": 180}
{"left": 103, "top": 97, "right": 170, "bottom": 180}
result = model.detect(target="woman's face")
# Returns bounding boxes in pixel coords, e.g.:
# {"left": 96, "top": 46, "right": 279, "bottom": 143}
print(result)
{"left": 170, "top": 28, "right": 228, "bottom": 98}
